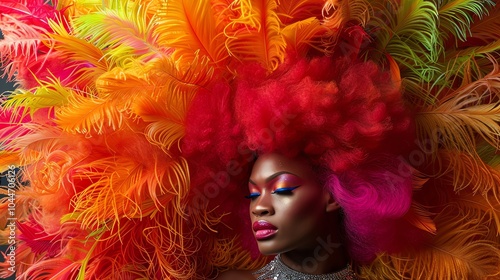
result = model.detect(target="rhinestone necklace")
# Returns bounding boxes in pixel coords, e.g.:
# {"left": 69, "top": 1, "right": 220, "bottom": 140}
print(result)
{"left": 252, "top": 254, "right": 357, "bottom": 280}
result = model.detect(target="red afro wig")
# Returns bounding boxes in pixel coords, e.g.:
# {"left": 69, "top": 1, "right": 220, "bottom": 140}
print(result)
{"left": 182, "top": 53, "right": 421, "bottom": 264}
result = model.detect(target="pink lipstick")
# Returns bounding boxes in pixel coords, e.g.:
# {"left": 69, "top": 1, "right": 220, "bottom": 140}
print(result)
{"left": 253, "top": 220, "right": 278, "bottom": 240}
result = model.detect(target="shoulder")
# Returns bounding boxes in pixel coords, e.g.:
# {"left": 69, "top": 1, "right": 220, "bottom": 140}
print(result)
{"left": 215, "top": 270, "right": 255, "bottom": 280}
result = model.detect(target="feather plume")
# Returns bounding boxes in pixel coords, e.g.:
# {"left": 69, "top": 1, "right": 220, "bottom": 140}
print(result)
{"left": 131, "top": 55, "right": 214, "bottom": 150}
{"left": 438, "top": 151, "right": 500, "bottom": 198}
{"left": 436, "top": 0, "right": 496, "bottom": 42}
{"left": 366, "top": 0, "right": 440, "bottom": 82}
{"left": 0, "top": 14, "right": 46, "bottom": 81}
{"left": 20, "top": 258, "right": 81, "bottom": 280}
{"left": 3, "top": 77, "right": 71, "bottom": 118}
{"left": 281, "top": 17, "right": 326, "bottom": 56}
{"left": 66, "top": 139, "right": 190, "bottom": 236}
{"left": 155, "top": 0, "right": 228, "bottom": 66}
{"left": 225, "top": 0, "right": 286, "bottom": 71}
{"left": 469, "top": 2, "right": 500, "bottom": 42}
{"left": 360, "top": 205, "right": 500, "bottom": 280}
{"left": 73, "top": 1, "right": 169, "bottom": 62}
{"left": 416, "top": 68, "right": 500, "bottom": 156}
{"left": 477, "top": 141, "right": 500, "bottom": 167}
{"left": 55, "top": 92, "right": 128, "bottom": 135}
{"left": 47, "top": 19, "right": 109, "bottom": 86}
{"left": 322, "top": 0, "right": 371, "bottom": 29}
{"left": 0, "top": 152, "right": 20, "bottom": 172}
{"left": 275, "top": 0, "right": 325, "bottom": 24}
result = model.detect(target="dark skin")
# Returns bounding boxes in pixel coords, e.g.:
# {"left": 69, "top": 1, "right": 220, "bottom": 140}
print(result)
{"left": 216, "top": 153, "right": 349, "bottom": 279}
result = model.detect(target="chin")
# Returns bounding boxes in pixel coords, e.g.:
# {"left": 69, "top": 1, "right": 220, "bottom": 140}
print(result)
{"left": 257, "top": 241, "right": 290, "bottom": 256}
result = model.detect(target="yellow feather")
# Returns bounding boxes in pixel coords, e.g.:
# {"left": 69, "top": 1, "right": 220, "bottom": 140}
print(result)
{"left": 281, "top": 17, "right": 327, "bottom": 56}
{"left": 3, "top": 77, "right": 71, "bottom": 118}
{"left": 225, "top": 0, "right": 286, "bottom": 71}
{"left": 47, "top": 19, "right": 109, "bottom": 86}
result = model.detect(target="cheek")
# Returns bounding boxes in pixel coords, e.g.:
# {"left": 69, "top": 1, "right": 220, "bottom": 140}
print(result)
{"left": 279, "top": 191, "right": 325, "bottom": 228}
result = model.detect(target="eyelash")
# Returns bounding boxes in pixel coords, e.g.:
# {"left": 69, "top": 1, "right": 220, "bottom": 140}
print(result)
{"left": 245, "top": 186, "right": 299, "bottom": 199}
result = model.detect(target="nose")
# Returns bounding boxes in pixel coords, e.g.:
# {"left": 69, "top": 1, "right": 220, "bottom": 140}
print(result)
{"left": 251, "top": 193, "right": 275, "bottom": 217}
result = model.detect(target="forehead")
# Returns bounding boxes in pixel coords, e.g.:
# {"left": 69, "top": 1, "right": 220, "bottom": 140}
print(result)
{"left": 250, "top": 153, "right": 313, "bottom": 181}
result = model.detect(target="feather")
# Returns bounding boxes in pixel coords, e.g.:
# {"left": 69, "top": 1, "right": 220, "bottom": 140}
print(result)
{"left": 281, "top": 17, "right": 326, "bottom": 56}
{"left": 55, "top": 0, "right": 103, "bottom": 17}
{"left": 469, "top": 2, "right": 500, "bottom": 42}
{"left": 47, "top": 19, "right": 109, "bottom": 86}
{"left": 56, "top": 65, "right": 153, "bottom": 135}
{"left": 275, "top": 0, "right": 325, "bottom": 24}
{"left": 322, "top": 0, "right": 371, "bottom": 29}
{"left": 442, "top": 45, "right": 500, "bottom": 88}
{"left": 360, "top": 206, "right": 500, "bottom": 279}
{"left": 404, "top": 173, "right": 436, "bottom": 234}
{"left": 0, "top": 14, "right": 46, "bottom": 80}
{"left": 55, "top": 92, "right": 127, "bottom": 135}
{"left": 225, "top": 0, "right": 286, "bottom": 71}
{"left": 0, "top": 152, "right": 20, "bottom": 172}
{"left": 133, "top": 96, "right": 187, "bottom": 152}
{"left": 132, "top": 55, "right": 214, "bottom": 150}
{"left": 438, "top": 150, "right": 500, "bottom": 197}
{"left": 69, "top": 151, "right": 189, "bottom": 235}
{"left": 73, "top": 1, "right": 169, "bottom": 62}
{"left": 155, "top": 0, "right": 228, "bottom": 66}
{"left": 366, "top": 0, "right": 441, "bottom": 82}
{"left": 3, "top": 77, "right": 71, "bottom": 118}
{"left": 416, "top": 68, "right": 500, "bottom": 156}
{"left": 476, "top": 141, "right": 500, "bottom": 167}
{"left": 436, "top": 0, "right": 496, "bottom": 42}
{"left": 20, "top": 258, "right": 81, "bottom": 280}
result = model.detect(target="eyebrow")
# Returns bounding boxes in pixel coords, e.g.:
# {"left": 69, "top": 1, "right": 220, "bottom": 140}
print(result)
{"left": 248, "top": 171, "right": 295, "bottom": 185}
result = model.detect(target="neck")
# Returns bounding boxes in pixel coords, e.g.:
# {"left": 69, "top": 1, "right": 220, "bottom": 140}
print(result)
{"left": 280, "top": 236, "right": 349, "bottom": 275}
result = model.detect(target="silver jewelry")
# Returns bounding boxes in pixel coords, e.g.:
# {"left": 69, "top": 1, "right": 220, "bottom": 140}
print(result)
{"left": 252, "top": 254, "right": 357, "bottom": 280}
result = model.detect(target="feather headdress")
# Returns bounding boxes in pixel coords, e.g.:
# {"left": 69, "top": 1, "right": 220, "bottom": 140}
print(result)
{"left": 0, "top": 0, "right": 499, "bottom": 279}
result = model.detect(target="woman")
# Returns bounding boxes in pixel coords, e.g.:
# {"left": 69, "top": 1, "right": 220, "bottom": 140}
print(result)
{"left": 217, "top": 153, "right": 355, "bottom": 279}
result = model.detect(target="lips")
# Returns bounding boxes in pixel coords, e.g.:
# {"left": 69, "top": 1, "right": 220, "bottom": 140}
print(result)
{"left": 253, "top": 220, "right": 278, "bottom": 240}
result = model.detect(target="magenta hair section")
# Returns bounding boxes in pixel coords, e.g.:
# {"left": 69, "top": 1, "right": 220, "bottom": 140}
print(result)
{"left": 327, "top": 155, "right": 422, "bottom": 263}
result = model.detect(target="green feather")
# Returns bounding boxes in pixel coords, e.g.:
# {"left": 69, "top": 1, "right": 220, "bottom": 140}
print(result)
{"left": 435, "top": 0, "right": 496, "bottom": 43}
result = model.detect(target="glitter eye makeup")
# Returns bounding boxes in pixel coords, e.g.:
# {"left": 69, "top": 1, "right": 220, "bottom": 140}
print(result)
{"left": 272, "top": 186, "right": 299, "bottom": 195}
{"left": 245, "top": 173, "right": 303, "bottom": 199}
{"left": 269, "top": 174, "right": 303, "bottom": 193}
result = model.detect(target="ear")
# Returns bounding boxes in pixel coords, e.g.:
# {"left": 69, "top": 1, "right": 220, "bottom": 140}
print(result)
{"left": 324, "top": 191, "right": 341, "bottom": 212}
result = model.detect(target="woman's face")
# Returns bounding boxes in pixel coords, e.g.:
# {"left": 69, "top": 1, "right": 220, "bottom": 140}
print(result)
{"left": 247, "top": 153, "right": 338, "bottom": 255}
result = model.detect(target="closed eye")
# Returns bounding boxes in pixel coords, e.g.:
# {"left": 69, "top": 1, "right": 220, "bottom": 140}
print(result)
{"left": 245, "top": 193, "right": 260, "bottom": 199}
{"left": 272, "top": 186, "right": 299, "bottom": 195}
